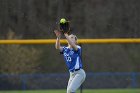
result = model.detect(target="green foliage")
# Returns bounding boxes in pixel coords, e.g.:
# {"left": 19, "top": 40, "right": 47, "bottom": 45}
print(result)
{"left": 0, "top": 31, "right": 42, "bottom": 74}
{"left": 0, "top": 45, "right": 42, "bottom": 74}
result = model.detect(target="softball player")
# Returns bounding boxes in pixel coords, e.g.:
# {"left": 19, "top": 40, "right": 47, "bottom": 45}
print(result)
{"left": 54, "top": 30, "right": 86, "bottom": 93}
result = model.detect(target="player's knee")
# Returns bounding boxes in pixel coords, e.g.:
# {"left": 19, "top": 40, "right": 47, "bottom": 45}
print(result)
{"left": 67, "top": 87, "right": 76, "bottom": 93}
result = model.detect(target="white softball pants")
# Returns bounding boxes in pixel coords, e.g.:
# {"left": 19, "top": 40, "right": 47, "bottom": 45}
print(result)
{"left": 67, "top": 69, "right": 86, "bottom": 93}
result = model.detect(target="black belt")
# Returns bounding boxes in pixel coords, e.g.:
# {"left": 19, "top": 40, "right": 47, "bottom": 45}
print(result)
{"left": 70, "top": 68, "right": 81, "bottom": 72}
{"left": 75, "top": 68, "right": 80, "bottom": 71}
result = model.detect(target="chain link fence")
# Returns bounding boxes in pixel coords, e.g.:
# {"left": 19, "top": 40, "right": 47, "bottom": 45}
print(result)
{"left": 0, "top": 72, "right": 139, "bottom": 90}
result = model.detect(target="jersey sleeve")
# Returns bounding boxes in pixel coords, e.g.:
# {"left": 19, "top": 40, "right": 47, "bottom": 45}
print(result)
{"left": 60, "top": 46, "right": 65, "bottom": 54}
{"left": 75, "top": 46, "right": 82, "bottom": 55}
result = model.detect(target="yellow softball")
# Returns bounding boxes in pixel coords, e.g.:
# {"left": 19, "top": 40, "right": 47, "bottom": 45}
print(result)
{"left": 60, "top": 18, "right": 66, "bottom": 24}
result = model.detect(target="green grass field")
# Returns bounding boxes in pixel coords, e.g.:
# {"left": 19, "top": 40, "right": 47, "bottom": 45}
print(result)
{"left": 0, "top": 89, "right": 140, "bottom": 93}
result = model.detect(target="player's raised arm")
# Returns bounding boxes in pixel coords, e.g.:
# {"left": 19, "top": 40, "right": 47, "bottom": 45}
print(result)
{"left": 58, "top": 18, "right": 78, "bottom": 51}
{"left": 54, "top": 30, "right": 63, "bottom": 51}
{"left": 64, "top": 33, "right": 78, "bottom": 51}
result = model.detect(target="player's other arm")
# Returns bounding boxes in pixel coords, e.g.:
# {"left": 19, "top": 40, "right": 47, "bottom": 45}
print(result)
{"left": 64, "top": 33, "right": 78, "bottom": 51}
{"left": 54, "top": 30, "right": 63, "bottom": 51}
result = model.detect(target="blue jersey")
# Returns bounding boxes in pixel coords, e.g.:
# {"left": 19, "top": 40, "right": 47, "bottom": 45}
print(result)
{"left": 61, "top": 45, "right": 83, "bottom": 72}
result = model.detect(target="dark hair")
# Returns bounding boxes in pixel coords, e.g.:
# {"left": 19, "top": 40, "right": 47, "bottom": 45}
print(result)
{"left": 69, "top": 34, "right": 77, "bottom": 41}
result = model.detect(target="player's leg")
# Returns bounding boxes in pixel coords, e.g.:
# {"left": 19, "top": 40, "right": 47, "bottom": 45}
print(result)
{"left": 67, "top": 76, "right": 73, "bottom": 90}
{"left": 68, "top": 74, "right": 84, "bottom": 92}
{"left": 67, "top": 72, "right": 75, "bottom": 93}
{"left": 67, "top": 69, "right": 86, "bottom": 93}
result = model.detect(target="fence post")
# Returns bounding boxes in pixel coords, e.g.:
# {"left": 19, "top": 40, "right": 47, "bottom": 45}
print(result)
{"left": 131, "top": 72, "right": 137, "bottom": 88}
{"left": 21, "top": 74, "right": 27, "bottom": 90}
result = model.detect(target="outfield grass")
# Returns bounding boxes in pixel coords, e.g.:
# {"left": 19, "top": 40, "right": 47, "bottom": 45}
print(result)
{"left": 0, "top": 89, "right": 140, "bottom": 93}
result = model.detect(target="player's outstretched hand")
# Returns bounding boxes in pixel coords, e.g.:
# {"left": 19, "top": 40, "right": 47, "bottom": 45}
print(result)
{"left": 54, "top": 30, "right": 61, "bottom": 38}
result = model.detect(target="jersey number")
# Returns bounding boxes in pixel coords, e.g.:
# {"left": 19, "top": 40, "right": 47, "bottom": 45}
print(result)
{"left": 66, "top": 56, "right": 71, "bottom": 62}
{"left": 64, "top": 53, "right": 72, "bottom": 62}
